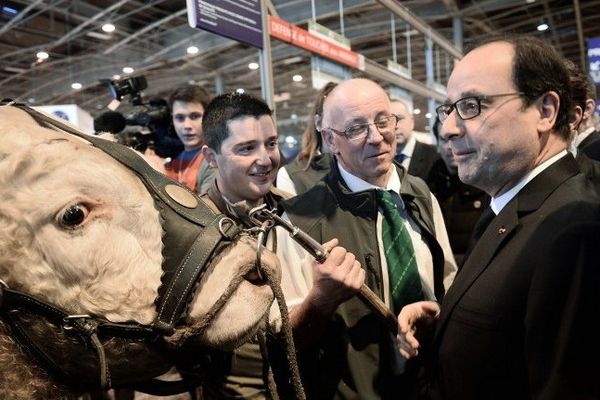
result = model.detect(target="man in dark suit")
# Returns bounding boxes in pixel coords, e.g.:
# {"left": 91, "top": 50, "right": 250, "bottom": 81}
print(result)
{"left": 566, "top": 60, "right": 600, "bottom": 162}
{"left": 396, "top": 35, "right": 600, "bottom": 400}
{"left": 392, "top": 100, "right": 440, "bottom": 180}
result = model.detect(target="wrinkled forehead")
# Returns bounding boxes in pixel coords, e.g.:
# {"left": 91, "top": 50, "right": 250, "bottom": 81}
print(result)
{"left": 447, "top": 41, "right": 516, "bottom": 100}
{"left": 322, "top": 80, "right": 390, "bottom": 127}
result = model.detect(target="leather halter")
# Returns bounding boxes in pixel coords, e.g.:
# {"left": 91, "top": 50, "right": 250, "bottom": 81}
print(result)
{"left": 0, "top": 103, "right": 244, "bottom": 393}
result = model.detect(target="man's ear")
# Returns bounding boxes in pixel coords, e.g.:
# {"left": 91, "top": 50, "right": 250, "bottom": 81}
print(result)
{"left": 570, "top": 105, "right": 583, "bottom": 133}
{"left": 583, "top": 99, "right": 596, "bottom": 121}
{"left": 322, "top": 129, "right": 338, "bottom": 155}
{"left": 202, "top": 145, "right": 217, "bottom": 168}
{"left": 537, "top": 91, "right": 560, "bottom": 133}
{"left": 314, "top": 114, "right": 322, "bottom": 132}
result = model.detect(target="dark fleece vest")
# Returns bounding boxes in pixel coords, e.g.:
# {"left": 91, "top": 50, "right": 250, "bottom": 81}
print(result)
{"left": 280, "top": 159, "right": 445, "bottom": 400}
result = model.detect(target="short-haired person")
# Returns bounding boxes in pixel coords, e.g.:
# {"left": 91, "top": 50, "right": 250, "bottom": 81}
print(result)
{"left": 398, "top": 35, "right": 600, "bottom": 400}
{"left": 198, "top": 92, "right": 363, "bottom": 399}
{"left": 563, "top": 60, "right": 600, "bottom": 182}
{"left": 564, "top": 60, "right": 600, "bottom": 161}
{"left": 277, "top": 78, "right": 457, "bottom": 399}
{"left": 391, "top": 99, "right": 440, "bottom": 180}
{"left": 164, "top": 84, "right": 212, "bottom": 191}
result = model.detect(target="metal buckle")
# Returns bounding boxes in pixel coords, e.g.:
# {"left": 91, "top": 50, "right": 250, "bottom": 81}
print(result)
{"left": 62, "top": 314, "right": 93, "bottom": 331}
{"left": 218, "top": 216, "right": 237, "bottom": 239}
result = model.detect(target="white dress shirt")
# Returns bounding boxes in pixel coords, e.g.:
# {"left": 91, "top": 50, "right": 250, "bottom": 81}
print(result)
{"left": 397, "top": 134, "right": 417, "bottom": 170}
{"left": 273, "top": 162, "right": 457, "bottom": 313}
{"left": 491, "top": 150, "right": 568, "bottom": 215}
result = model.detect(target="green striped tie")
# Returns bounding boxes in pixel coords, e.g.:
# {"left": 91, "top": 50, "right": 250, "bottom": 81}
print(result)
{"left": 377, "top": 190, "right": 423, "bottom": 313}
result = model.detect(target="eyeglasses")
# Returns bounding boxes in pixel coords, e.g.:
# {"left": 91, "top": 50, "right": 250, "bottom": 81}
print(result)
{"left": 436, "top": 92, "right": 525, "bottom": 123}
{"left": 325, "top": 114, "right": 399, "bottom": 141}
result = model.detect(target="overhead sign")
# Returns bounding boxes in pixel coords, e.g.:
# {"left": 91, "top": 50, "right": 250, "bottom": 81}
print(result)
{"left": 311, "top": 55, "right": 351, "bottom": 89}
{"left": 308, "top": 21, "right": 351, "bottom": 49}
{"left": 270, "top": 16, "right": 364, "bottom": 71}
{"left": 588, "top": 37, "right": 600, "bottom": 85}
{"left": 187, "top": 0, "right": 263, "bottom": 49}
{"left": 387, "top": 59, "right": 411, "bottom": 80}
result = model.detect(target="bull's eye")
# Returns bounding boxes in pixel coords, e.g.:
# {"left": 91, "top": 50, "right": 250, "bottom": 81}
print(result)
{"left": 59, "top": 204, "right": 88, "bottom": 228}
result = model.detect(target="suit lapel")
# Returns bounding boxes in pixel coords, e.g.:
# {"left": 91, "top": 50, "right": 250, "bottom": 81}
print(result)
{"left": 579, "top": 130, "right": 600, "bottom": 150}
{"left": 433, "top": 200, "right": 518, "bottom": 341}
{"left": 433, "top": 154, "right": 581, "bottom": 343}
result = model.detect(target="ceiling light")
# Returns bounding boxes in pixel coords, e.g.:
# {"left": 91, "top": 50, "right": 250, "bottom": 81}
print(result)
{"left": 274, "top": 92, "right": 291, "bottom": 102}
{"left": 112, "top": 74, "right": 121, "bottom": 80}
{"left": 5, "top": 66, "right": 27, "bottom": 73}
{"left": 236, "top": 88, "right": 245, "bottom": 94}
{"left": 187, "top": 46, "right": 199, "bottom": 55}
{"left": 36, "top": 51, "right": 49, "bottom": 60}
{"left": 86, "top": 31, "right": 112, "bottom": 40}
{"left": 413, "top": 108, "right": 421, "bottom": 115}
{"left": 102, "top": 23, "right": 115, "bottom": 33}
{"left": 425, "top": 112, "right": 432, "bottom": 119}
{"left": 282, "top": 56, "right": 303, "bottom": 65}
{"left": 2, "top": 6, "right": 17, "bottom": 15}
{"left": 122, "top": 66, "right": 134, "bottom": 74}
{"left": 537, "top": 23, "right": 549, "bottom": 31}
{"left": 71, "top": 82, "right": 82, "bottom": 90}
{"left": 526, "top": 0, "right": 535, "bottom": 3}
{"left": 292, "top": 74, "right": 303, "bottom": 82}
{"left": 248, "top": 62, "right": 259, "bottom": 70}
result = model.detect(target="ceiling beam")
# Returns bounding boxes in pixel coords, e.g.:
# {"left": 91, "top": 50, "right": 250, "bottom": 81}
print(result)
{"left": 374, "top": 0, "right": 462, "bottom": 59}
{"left": 573, "top": 0, "right": 586, "bottom": 70}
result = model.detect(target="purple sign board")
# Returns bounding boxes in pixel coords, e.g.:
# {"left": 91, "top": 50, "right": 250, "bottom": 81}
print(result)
{"left": 588, "top": 37, "right": 600, "bottom": 85}
{"left": 187, "top": 0, "right": 263, "bottom": 49}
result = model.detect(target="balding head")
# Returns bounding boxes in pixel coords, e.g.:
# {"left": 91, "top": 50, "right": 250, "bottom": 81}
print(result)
{"left": 390, "top": 100, "right": 415, "bottom": 150}
{"left": 320, "top": 78, "right": 397, "bottom": 187}
{"left": 322, "top": 78, "right": 390, "bottom": 128}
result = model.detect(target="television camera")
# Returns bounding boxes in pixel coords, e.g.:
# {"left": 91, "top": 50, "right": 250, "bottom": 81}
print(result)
{"left": 96, "top": 75, "right": 182, "bottom": 158}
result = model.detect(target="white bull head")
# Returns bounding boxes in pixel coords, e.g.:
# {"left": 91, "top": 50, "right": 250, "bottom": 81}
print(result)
{"left": 0, "top": 105, "right": 281, "bottom": 399}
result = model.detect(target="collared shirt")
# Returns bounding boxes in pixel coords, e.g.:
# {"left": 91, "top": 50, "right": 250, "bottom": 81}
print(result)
{"left": 570, "top": 126, "right": 596, "bottom": 156}
{"left": 274, "top": 162, "right": 457, "bottom": 312}
{"left": 491, "top": 150, "right": 568, "bottom": 215}
{"left": 397, "top": 134, "right": 416, "bottom": 170}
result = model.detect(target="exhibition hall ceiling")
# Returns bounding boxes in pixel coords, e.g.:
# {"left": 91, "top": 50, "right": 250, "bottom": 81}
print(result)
{"left": 1, "top": 0, "right": 599, "bottom": 132}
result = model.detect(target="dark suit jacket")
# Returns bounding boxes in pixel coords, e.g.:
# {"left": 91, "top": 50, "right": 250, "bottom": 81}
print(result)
{"left": 428, "top": 155, "right": 600, "bottom": 400}
{"left": 396, "top": 140, "right": 440, "bottom": 181}
{"left": 578, "top": 130, "right": 600, "bottom": 161}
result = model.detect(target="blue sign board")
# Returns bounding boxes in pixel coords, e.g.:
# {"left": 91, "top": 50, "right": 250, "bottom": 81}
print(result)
{"left": 588, "top": 37, "right": 600, "bottom": 85}
{"left": 187, "top": 0, "right": 263, "bottom": 49}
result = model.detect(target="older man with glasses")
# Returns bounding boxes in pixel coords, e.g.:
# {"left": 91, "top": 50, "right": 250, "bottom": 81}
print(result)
{"left": 398, "top": 35, "right": 600, "bottom": 400}
{"left": 275, "top": 78, "right": 457, "bottom": 399}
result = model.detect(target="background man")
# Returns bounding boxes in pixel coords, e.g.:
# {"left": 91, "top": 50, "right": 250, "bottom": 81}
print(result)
{"left": 425, "top": 117, "right": 488, "bottom": 264}
{"left": 398, "top": 35, "right": 600, "bottom": 400}
{"left": 199, "top": 92, "right": 363, "bottom": 399}
{"left": 164, "top": 84, "right": 212, "bottom": 191}
{"left": 566, "top": 61, "right": 600, "bottom": 161}
{"left": 391, "top": 99, "right": 440, "bottom": 180}
{"left": 278, "top": 78, "right": 457, "bottom": 399}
